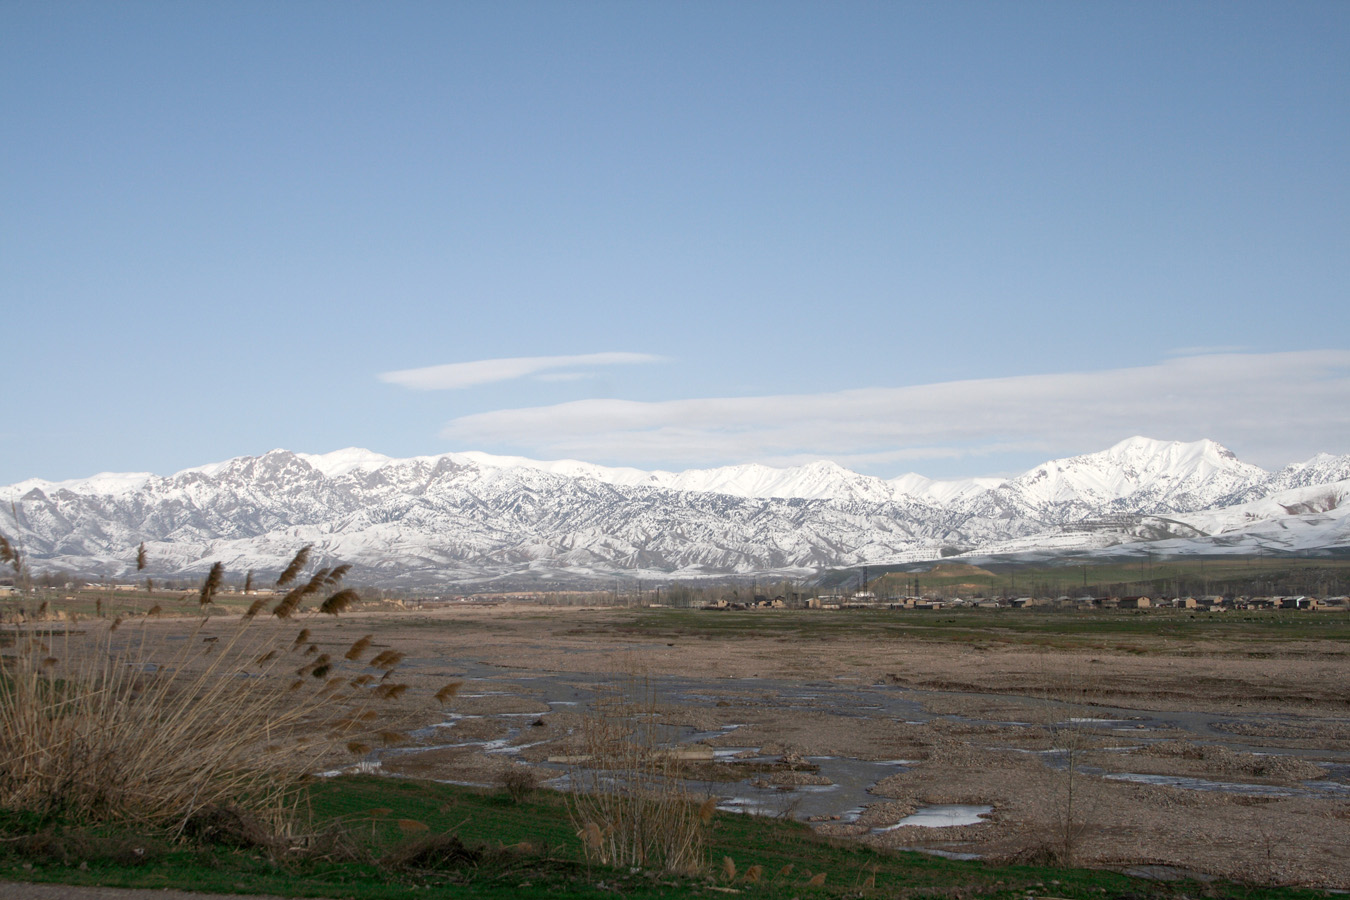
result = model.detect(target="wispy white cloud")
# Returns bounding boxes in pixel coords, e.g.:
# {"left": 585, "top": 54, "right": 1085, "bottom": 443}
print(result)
{"left": 379, "top": 352, "right": 664, "bottom": 390}
{"left": 1165, "top": 345, "right": 1249, "bottom": 357}
{"left": 438, "top": 351, "right": 1350, "bottom": 471}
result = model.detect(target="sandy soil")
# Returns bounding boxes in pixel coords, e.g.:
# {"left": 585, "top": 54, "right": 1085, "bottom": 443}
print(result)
{"left": 29, "top": 604, "right": 1350, "bottom": 890}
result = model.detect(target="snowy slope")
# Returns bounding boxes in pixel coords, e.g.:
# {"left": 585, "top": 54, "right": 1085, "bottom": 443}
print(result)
{"left": 1, "top": 438, "right": 1346, "bottom": 586}
{"left": 1001, "top": 436, "right": 1266, "bottom": 510}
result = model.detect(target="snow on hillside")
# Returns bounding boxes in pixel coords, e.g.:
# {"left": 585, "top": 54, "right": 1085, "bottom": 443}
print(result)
{"left": 888, "top": 472, "right": 1006, "bottom": 504}
{"left": 1, "top": 437, "right": 1347, "bottom": 585}
{"left": 1217, "top": 453, "right": 1350, "bottom": 506}
{"left": 1177, "top": 478, "right": 1350, "bottom": 540}
{"left": 3, "top": 471, "right": 155, "bottom": 499}
{"left": 1000, "top": 436, "right": 1269, "bottom": 511}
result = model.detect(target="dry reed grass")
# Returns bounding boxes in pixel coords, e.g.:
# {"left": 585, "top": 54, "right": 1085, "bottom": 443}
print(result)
{"left": 566, "top": 670, "right": 711, "bottom": 875}
{"left": 1, "top": 619, "right": 312, "bottom": 832}
{"left": 0, "top": 552, "right": 424, "bottom": 841}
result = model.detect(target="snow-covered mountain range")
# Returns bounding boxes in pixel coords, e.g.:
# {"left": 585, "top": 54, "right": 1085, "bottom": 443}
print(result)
{"left": 2, "top": 437, "right": 1348, "bottom": 588}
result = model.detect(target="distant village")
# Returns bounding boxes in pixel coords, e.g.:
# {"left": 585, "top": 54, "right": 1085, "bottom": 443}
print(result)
{"left": 700, "top": 591, "right": 1347, "bottom": 612}
{"left": 2, "top": 581, "right": 1347, "bottom": 616}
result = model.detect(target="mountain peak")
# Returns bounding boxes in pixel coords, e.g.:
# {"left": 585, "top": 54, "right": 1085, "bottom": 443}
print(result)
{"left": 1006, "top": 437, "right": 1267, "bottom": 510}
{"left": 297, "top": 448, "right": 395, "bottom": 477}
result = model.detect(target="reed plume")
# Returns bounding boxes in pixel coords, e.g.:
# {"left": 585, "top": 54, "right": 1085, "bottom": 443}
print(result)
{"left": 243, "top": 569, "right": 254, "bottom": 593}
{"left": 319, "top": 588, "right": 359, "bottom": 615}
{"left": 244, "top": 596, "right": 268, "bottom": 618}
{"left": 273, "top": 568, "right": 333, "bottom": 618}
{"left": 324, "top": 563, "right": 351, "bottom": 586}
{"left": 272, "top": 590, "right": 304, "bottom": 619}
{"left": 0, "top": 531, "right": 22, "bottom": 578}
{"left": 136, "top": 542, "right": 147, "bottom": 571}
{"left": 275, "top": 544, "right": 312, "bottom": 587}
{"left": 344, "top": 635, "right": 373, "bottom": 661}
{"left": 291, "top": 628, "right": 311, "bottom": 649}
{"left": 199, "top": 561, "right": 225, "bottom": 607}
{"left": 368, "top": 650, "right": 404, "bottom": 670}
{"left": 434, "top": 681, "right": 462, "bottom": 704}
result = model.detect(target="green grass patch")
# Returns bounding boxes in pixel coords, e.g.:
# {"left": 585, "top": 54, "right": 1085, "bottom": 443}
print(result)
{"left": 618, "top": 606, "right": 1350, "bottom": 653}
{"left": 0, "top": 775, "right": 1337, "bottom": 899}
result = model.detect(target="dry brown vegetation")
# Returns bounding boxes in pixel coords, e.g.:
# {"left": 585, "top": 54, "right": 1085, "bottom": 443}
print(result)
{"left": 0, "top": 546, "right": 430, "bottom": 842}
{"left": 565, "top": 671, "right": 714, "bottom": 874}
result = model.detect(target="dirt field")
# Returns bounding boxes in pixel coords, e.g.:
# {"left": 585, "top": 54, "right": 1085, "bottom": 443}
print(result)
{"left": 47, "top": 604, "right": 1350, "bottom": 889}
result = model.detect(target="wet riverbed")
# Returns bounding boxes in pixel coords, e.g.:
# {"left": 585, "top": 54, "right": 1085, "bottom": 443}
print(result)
{"left": 347, "top": 657, "right": 1350, "bottom": 826}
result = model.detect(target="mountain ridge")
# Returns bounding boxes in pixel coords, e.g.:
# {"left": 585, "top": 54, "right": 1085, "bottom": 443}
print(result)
{"left": 2, "top": 437, "right": 1347, "bottom": 587}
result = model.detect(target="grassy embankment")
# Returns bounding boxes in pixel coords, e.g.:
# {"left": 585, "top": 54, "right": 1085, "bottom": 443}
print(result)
{"left": 0, "top": 774, "right": 1336, "bottom": 900}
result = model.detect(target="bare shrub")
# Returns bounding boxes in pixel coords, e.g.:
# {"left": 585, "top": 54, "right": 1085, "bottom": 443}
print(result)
{"left": 499, "top": 765, "right": 540, "bottom": 803}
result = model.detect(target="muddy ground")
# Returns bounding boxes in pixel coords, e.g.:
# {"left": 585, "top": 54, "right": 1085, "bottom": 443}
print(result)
{"left": 42, "top": 604, "right": 1350, "bottom": 889}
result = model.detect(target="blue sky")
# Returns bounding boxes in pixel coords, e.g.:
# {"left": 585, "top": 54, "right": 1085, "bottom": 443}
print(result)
{"left": 3, "top": 1, "right": 1348, "bottom": 485}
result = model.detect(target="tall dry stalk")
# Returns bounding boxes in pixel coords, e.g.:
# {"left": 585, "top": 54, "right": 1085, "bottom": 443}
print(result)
{"left": 566, "top": 671, "right": 710, "bottom": 875}
{"left": 1037, "top": 654, "right": 1103, "bottom": 865}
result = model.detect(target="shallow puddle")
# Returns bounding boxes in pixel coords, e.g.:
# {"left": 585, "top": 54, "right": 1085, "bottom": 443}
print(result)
{"left": 873, "top": 804, "right": 992, "bottom": 831}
